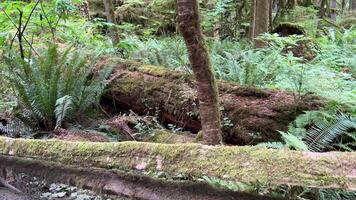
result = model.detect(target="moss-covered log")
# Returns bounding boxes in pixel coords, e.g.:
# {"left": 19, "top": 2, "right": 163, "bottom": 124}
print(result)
{"left": 99, "top": 58, "right": 323, "bottom": 145}
{"left": 1, "top": 155, "right": 270, "bottom": 200}
{"left": 1, "top": 137, "right": 355, "bottom": 191}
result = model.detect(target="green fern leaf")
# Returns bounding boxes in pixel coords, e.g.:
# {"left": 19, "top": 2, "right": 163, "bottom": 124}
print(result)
{"left": 55, "top": 95, "right": 73, "bottom": 129}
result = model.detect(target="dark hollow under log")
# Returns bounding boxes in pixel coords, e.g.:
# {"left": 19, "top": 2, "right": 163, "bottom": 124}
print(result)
{"left": 99, "top": 58, "right": 323, "bottom": 145}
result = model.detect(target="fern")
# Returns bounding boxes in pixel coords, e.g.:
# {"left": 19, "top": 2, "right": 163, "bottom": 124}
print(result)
{"left": 280, "top": 131, "right": 309, "bottom": 151}
{"left": 304, "top": 114, "right": 356, "bottom": 152}
{"left": 54, "top": 95, "right": 73, "bottom": 129}
{"left": 3, "top": 44, "right": 112, "bottom": 130}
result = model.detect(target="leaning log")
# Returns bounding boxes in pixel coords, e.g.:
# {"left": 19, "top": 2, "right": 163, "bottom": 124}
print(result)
{"left": 99, "top": 58, "right": 323, "bottom": 145}
{"left": 1, "top": 137, "right": 355, "bottom": 191}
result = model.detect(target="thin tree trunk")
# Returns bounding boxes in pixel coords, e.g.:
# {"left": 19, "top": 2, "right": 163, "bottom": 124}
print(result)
{"left": 320, "top": 0, "right": 327, "bottom": 17}
{"left": 330, "top": 0, "right": 337, "bottom": 21}
{"left": 177, "top": 0, "right": 222, "bottom": 145}
{"left": 249, "top": 0, "right": 270, "bottom": 48}
{"left": 103, "top": 0, "right": 119, "bottom": 45}
{"left": 269, "top": 0, "right": 273, "bottom": 31}
{"left": 352, "top": 0, "right": 356, "bottom": 10}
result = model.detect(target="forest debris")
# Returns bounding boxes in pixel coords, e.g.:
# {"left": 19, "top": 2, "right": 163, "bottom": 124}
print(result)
{"left": 106, "top": 116, "right": 136, "bottom": 140}
{"left": 52, "top": 128, "right": 110, "bottom": 142}
{"left": 0, "top": 177, "right": 23, "bottom": 194}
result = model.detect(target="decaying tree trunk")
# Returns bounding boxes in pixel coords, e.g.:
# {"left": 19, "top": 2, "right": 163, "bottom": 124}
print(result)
{"left": 1, "top": 137, "right": 356, "bottom": 190}
{"left": 99, "top": 58, "right": 322, "bottom": 145}
{"left": 103, "top": 0, "right": 119, "bottom": 45}
{"left": 177, "top": 0, "right": 222, "bottom": 145}
{"left": 249, "top": 0, "right": 270, "bottom": 47}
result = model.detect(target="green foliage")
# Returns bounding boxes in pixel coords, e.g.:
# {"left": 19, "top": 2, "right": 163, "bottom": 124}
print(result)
{"left": 54, "top": 95, "right": 73, "bottom": 129}
{"left": 124, "top": 32, "right": 355, "bottom": 108}
{"left": 2, "top": 44, "right": 112, "bottom": 130}
{"left": 199, "top": 176, "right": 255, "bottom": 192}
{"left": 305, "top": 113, "right": 356, "bottom": 152}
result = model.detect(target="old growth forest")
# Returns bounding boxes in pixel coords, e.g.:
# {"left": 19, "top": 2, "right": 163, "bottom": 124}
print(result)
{"left": 0, "top": 0, "right": 355, "bottom": 199}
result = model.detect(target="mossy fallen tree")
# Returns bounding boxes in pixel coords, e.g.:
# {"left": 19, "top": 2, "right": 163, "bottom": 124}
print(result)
{"left": 99, "top": 57, "right": 323, "bottom": 145}
{"left": 1, "top": 137, "right": 355, "bottom": 191}
{"left": 1, "top": 155, "right": 269, "bottom": 200}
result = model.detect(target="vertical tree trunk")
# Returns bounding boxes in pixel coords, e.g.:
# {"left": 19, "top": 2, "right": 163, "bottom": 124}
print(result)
{"left": 249, "top": 0, "right": 270, "bottom": 48}
{"left": 287, "top": 0, "right": 297, "bottom": 9}
{"left": 177, "top": 0, "right": 222, "bottom": 145}
{"left": 352, "top": 0, "right": 356, "bottom": 10}
{"left": 103, "top": 0, "right": 119, "bottom": 45}
{"left": 330, "top": 0, "right": 337, "bottom": 21}
{"left": 320, "top": 0, "right": 327, "bottom": 17}
{"left": 269, "top": 0, "right": 273, "bottom": 31}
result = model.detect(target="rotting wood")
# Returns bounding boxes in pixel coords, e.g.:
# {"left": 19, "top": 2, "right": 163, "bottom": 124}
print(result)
{"left": 1, "top": 137, "right": 355, "bottom": 191}
{"left": 98, "top": 57, "right": 323, "bottom": 145}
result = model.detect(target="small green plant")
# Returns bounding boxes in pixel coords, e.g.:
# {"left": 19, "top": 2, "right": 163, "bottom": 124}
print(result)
{"left": 2, "top": 44, "right": 112, "bottom": 130}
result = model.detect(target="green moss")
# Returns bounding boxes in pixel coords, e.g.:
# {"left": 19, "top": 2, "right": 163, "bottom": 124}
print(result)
{"left": 1, "top": 136, "right": 355, "bottom": 190}
{"left": 195, "top": 131, "right": 203, "bottom": 142}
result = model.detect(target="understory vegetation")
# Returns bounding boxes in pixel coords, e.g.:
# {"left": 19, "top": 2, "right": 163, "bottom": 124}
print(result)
{"left": 0, "top": 0, "right": 355, "bottom": 200}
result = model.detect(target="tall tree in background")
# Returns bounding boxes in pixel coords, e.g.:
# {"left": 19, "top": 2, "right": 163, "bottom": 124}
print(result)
{"left": 249, "top": 0, "right": 270, "bottom": 48}
{"left": 319, "top": 0, "right": 327, "bottom": 17}
{"left": 352, "top": 0, "right": 356, "bottom": 10}
{"left": 103, "top": 0, "right": 119, "bottom": 45}
{"left": 177, "top": 0, "right": 222, "bottom": 145}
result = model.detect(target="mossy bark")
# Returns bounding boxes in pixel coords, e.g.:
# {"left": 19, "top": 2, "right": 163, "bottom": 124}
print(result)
{"left": 99, "top": 58, "right": 323, "bottom": 145}
{"left": 177, "top": 0, "right": 222, "bottom": 145}
{"left": 1, "top": 137, "right": 356, "bottom": 190}
{"left": 249, "top": 0, "right": 270, "bottom": 48}
{"left": 103, "top": 0, "right": 119, "bottom": 45}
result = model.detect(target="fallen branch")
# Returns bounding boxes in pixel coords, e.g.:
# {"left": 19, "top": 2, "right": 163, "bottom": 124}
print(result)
{"left": 0, "top": 177, "right": 23, "bottom": 194}
{"left": 0, "top": 137, "right": 355, "bottom": 190}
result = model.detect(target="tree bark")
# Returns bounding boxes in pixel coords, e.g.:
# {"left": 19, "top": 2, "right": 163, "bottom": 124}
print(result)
{"left": 103, "top": 0, "right": 119, "bottom": 45}
{"left": 330, "top": 0, "right": 337, "bottom": 21}
{"left": 1, "top": 137, "right": 356, "bottom": 190}
{"left": 176, "top": 0, "right": 222, "bottom": 145}
{"left": 249, "top": 0, "right": 270, "bottom": 48}
{"left": 99, "top": 59, "right": 322, "bottom": 145}
{"left": 320, "top": 0, "right": 327, "bottom": 17}
{"left": 352, "top": 0, "right": 356, "bottom": 10}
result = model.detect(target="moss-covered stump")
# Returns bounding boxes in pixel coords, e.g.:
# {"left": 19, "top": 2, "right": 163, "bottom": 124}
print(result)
{"left": 1, "top": 137, "right": 356, "bottom": 191}
{"left": 99, "top": 57, "right": 323, "bottom": 145}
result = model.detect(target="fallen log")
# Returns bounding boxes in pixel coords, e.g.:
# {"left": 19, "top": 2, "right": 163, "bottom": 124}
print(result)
{"left": 1, "top": 137, "right": 355, "bottom": 191}
{"left": 99, "top": 58, "right": 323, "bottom": 145}
{"left": 1, "top": 155, "right": 271, "bottom": 200}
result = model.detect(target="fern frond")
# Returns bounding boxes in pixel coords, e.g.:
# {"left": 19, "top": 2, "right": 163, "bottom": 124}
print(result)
{"left": 55, "top": 95, "right": 73, "bottom": 129}
{"left": 280, "top": 131, "right": 309, "bottom": 151}
{"left": 304, "top": 114, "right": 356, "bottom": 152}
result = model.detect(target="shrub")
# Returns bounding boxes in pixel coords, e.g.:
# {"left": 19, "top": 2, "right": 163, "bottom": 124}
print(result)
{"left": 2, "top": 44, "right": 112, "bottom": 130}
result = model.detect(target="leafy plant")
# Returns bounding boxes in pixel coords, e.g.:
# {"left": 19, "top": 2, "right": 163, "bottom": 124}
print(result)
{"left": 2, "top": 44, "right": 112, "bottom": 130}
{"left": 305, "top": 113, "right": 356, "bottom": 152}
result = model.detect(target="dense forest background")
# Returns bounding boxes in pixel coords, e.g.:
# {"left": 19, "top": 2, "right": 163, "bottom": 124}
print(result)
{"left": 0, "top": 0, "right": 355, "bottom": 199}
